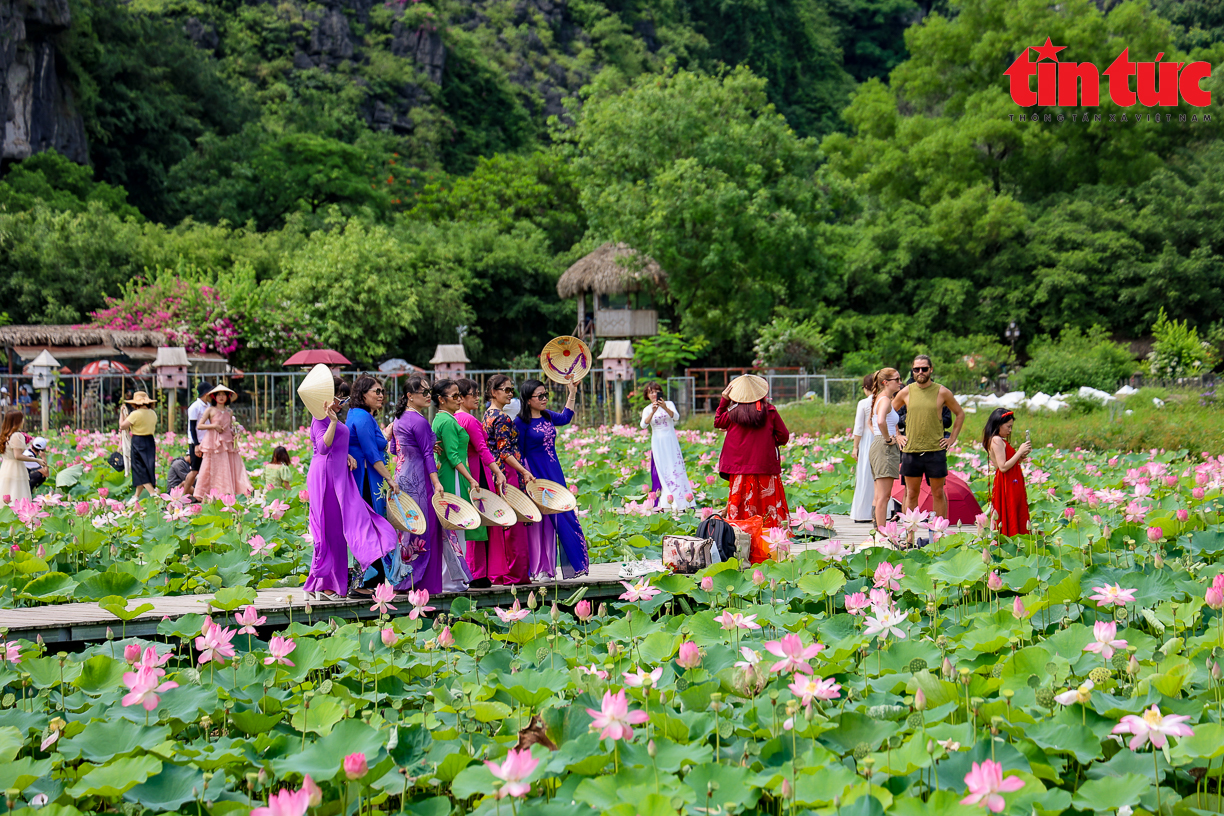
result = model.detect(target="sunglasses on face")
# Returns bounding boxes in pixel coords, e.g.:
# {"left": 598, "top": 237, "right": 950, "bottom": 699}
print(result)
{"left": 912, "top": 366, "right": 931, "bottom": 373}
{"left": 499, "top": 387, "right": 515, "bottom": 394}
{"left": 372, "top": 388, "right": 385, "bottom": 395}
{"left": 532, "top": 392, "right": 548, "bottom": 401}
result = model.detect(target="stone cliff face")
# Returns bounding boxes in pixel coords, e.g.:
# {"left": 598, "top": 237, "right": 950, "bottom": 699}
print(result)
{"left": 0, "top": 0, "right": 87, "bottom": 164}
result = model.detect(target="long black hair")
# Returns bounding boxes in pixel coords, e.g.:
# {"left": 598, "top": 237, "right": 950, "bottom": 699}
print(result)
{"left": 486, "top": 374, "right": 514, "bottom": 401}
{"left": 394, "top": 375, "right": 429, "bottom": 419}
{"left": 519, "top": 378, "right": 548, "bottom": 421}
{"left": 271, "top": 445, "right": 290, "bottom": 465}
{"left": 350, "top": 375, "right": 382, "bottom": 412}
{"left": 431, "top": 378, "right": 457, "bottom": 408}
{"left": 982, "top": 407, "right": 1015, "bottom": 452}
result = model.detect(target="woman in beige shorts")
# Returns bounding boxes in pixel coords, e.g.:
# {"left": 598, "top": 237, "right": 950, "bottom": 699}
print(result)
{"left": 869, "top": 368, "right": 905, "bottom": 527}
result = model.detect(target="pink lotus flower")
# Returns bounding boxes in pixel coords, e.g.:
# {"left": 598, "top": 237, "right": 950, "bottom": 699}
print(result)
{"left": 575, "top": 600, "right": 592, "bottom": 620}
{"left": 844, "top": 592, "right": 869, "bottom": 616}
{"left": 1, "top": 641, "right": 20, "bottom": 664}
{"left": 195, "top": 625, "right": 237, "bottom": 665}
{"left": 74, "top": 501, "right": 91, "bottom": 517}
{"left": 124, "top": 642, "right": 143, "bottom": 664}
{"left": 302, "top": 776, "right": 322, "bottom": 808}
{"left": 974, "top": 513, "right": 989, "bottom": 535}
{"left": 263, "top": 499, "right": 290, "bottom": 520}
{"left": 714, "top": 610, "right": 761, "bottom": 630}
{"left": 138, "top": 646, "right": 171, "bottom": 674}
{"left": 699, "top": 576, "right": 714, "bottom": 591}
{"left": 1054, "top": 680, "right": 1094, "bottom": 707}
{"left": 1083, "top": 620, "right": 1128, "bottom": 660}
{"left": 436, "top": 626, "right": 455, "bottom": 648}
{"left": 1112, "top": 705, "right": 1194, "bottom": 750}
{"left": 789, "top": 506, "right": 820, "bottom": 533}
{"left": 899, "top": 507, "right": 930, "bottom": 533}
{"left": 873, "top": 561, "right": 904, "bottom": 591}
{"left": 1194, "top": 487, "right": 1206, "bottom": 499}
{"left": 381, "top": 628, "right": 398, "bottom": 647}
{"left": 485, "top": 748, "right": 539, "bottom": 799}
{"left": 863, "top": 608, "right": 908, "bottom": 642}
{"left": 752, "top": 569, "right": 766, "bottom": 586}
{"left": 343, "top": 752, "right": 368, "bottom": 780}
{"left": 298, "top": 489, "right": 310, "bottom": 503}
{"left": 250, "top": 786, "right": 311, "bottom": 816}
{"left": 734, "top": 647, "right": 761, "bottom": 670}
{"left": 788, "top": 674, "right": 841, "bottom": 707}
{"left": 249, "top": 535, "right": 271, "bottom": 555}
{"left": 264, "top": 636, "right": 296, "bottom": 666}
{"left": 959, "top": 759, "right": 1024, "bottom": 812}
{"left": 407, "top": 589, "right": 436, "bottom": 620}
{"left": 1147, "top": 526, "right": 1164, "bottom": 543}
{"left": 370, "top": 582, "right": 397, "bottom": 614}
{"left": 763, "top": 527, "right": 791, "bottom": 558}
{"left": 676, "top": 641, "right": 702, "bottom": 669}
{"left": 1208, "top": 584, "right": 1224, "bottom": 610}
{"left": 496, "top": 600, "right": 530, "bottom": 623}
{"left": 235, "top": 605, "right": 267, "bottom": 635}
{"left": 1176, "top": 508, "right": 1188, "bottom": 521}
{"left": 578, "top": 664, "right": 609, "bottom": 680}
{"left": 121, "top": 665, "right": 179, "bottom": 711}
{"left": 13, "top": 499, "right": 49, "bottom": 527}
{"left": 586, "top": 689, "right": 649, "bottom": 741}
{"left": 1012, "top": 596, "right": 1029, "bottom": 619}
{"left": 764, "top": 633, "right": 823, "bottom": 675}
{"left": 619, "top": 579, "right": 661, "bottom": 603}
{"left": 925, "top": 515, "right": 950, "bottom": 541}
{"left": 986, "top": 571, "right": 1002, "bottom": 591}
{"left": 623, "top": 666, "right": 663, "bottom": 687}
{"left": 1063, "top": 507, "right": 1076, "bottom": 521}
{"left": 1089, "top": 584, "right": 1136, "bottom": 607}
{"left": 705, "top": 474, "right": 716, "bottom": 486}
{"left": 98, "top": 487, "right": 108, "bottom": 498}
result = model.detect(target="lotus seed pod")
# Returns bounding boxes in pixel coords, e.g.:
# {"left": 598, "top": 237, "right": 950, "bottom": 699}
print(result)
{"left": 991, "top": 663, "right": 1004, "bottom": 678}
{"left": 853, "top": 742, "right": 871, "bottom": 760}
{"left": 906, "top": 712, "right": 924, "bottom": 729}
{"left": 1001, "top": 688, "right": 1014, "bottom": 700}
{"left": 1034, "top": 687, "right": 1056, "bottom": 708}
{"left": 959, "top": 667, "right": 972, "bottom": 685}
{"left": 535, "top": 647, "right": 549, "bottom": 664}
{"left": 908, "top": 658, "right": 928, "bottom": 673}
{"left": 1089, "top": 667, "right": 1110, "bottom": 684}
{"left": 1111, "top": 652, "right": 1129, "bottom": 672}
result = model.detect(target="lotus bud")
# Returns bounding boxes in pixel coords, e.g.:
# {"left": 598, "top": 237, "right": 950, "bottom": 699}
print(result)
{"left": 105, "top": 627, "right": 114, "bottom": 641}
{"left": 959, "top": 667, "right": 972, "bottom": 685}
{"left": 303, "top": 775, "right": 322, "bottom": 807}
{"left": 344, "top": 752, "right": 369, "bottom": 780}
{"left": 510, "top": 586, "right": 518, "bottom": 597}
{"left": 1155, "top": 552, "right": 1165, "bottom": 569}
{"left": 437, "top": 626, "right": 454, "bottom": 648}
{"left": 606, "top": 642, "right": 618, "bottom": 658}
{"left": 700, "top": 576, "right": 714, "bottom": 591}
{"left": 597, "top": 603, "right": 608, "bottom": 618}
{"left": 36, "top": 634, "right": 43, "bottom": 648}
{"left": 575, "top": 600, "right": 592, "bottom": 621}
{"left": 550, "top": 602, "right": 559, "bottom": 622}
{"left": 647, "top": 740, "right": 657, "bottom": 758}
{"left": 381, "top": 628, "right": 398, "bottom": 647}
{"left": 1127, "top": 655, "right": 1139, "bottom": 676}
{"left": 942, "top": 657, "right": 953, "bottom": 679}
{"left": 913, "top": 687, "right": 926, "bottom": 711}
{"left": 752, "top": 569, "right": 766, "bottom": 587}
{"left": 304, "top": 603, "right": 312, "bottom": 615}
{"left": 124, "top": 643, "right": 142, "bottom": 664}
{"left": 527, "top": 591, "right": 538, "bottom": 610}
{"left": 1213, "top": 660, "right": 1222, "bottom": 682}
{"left": 781, "top": 778, "right": 792, "bottom": 799}
{"left": 256, "top": 767, "right": 268, "bottom": 787}
{"left": 987, "top": 571, "right": 1002, "bottom": 591}
{"left": 982, "top": 547, "right": 991, "bottom": 564}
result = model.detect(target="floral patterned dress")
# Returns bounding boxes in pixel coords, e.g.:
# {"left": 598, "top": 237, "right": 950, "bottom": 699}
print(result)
{"left": 481, "top": 407, "right": 529, "bottom": 584}
{"left": 514, "top": 407, "right": 589, "bottom": 579}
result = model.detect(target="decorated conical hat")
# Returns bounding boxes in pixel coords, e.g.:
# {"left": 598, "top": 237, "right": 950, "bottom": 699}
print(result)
{"left": 502, "top": 484, "right": 542, "bottom": 523}
{"left": 297, "top": 364, "right": 335, "bottom": 420}
{"left": 539, "top": 336, "right": 592, "bottom": 384}
{"left": 387, "top": 492, "right": 427, "bottom": 535}
{"left": 432, "top": 492, "right": 482, "bottom": 531}
{"left": 469, "top": 487, "right": 515, "bottom": 528}
{"left": 526, "top": 478, "right": 577, "bottom": 515}
{"left": 727, "top": 374, "right": 768, "bottom": 404}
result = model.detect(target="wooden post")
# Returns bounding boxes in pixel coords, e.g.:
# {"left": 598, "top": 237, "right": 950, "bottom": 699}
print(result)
{"left": 614, "top": 379, "right": 623, "bottom": 426}
{"left": 39, "top": 387, "right": 50, "bottom": 434}
{"left": 167, "top": 389, "right": 177, "bottom": 434}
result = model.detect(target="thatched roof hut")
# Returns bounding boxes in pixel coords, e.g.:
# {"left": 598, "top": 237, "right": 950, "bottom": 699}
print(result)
{"left": 0, "top": 324, "right": 169, "bottom": 360}
{"left": 556, "top": 243, "right": 666, "bottom": 299}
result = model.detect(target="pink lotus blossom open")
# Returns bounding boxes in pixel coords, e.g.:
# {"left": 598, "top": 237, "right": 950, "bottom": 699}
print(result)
{"left": 960, "top": 759, "right": 1024, "bottom": 812}
{"left": 1083, "top": 620, "right": 1128, "bottom": 660}
{"left": 1088, "top": 584, "right": 1137, "bottom": 607}
{"left": 485, "top": 748, "right": 539, "bottom": 799}
{"left": 1112, "top": 705, "right": 1194, "bottom": 750}
{"left": 194, "top": 625, "right": 237, "bottom": 666}
{"left": 863, "top": 608, "right": 908, "bottom": 642}
{"left": 844, "top": 592, "right": 869, "bottom": 616}
{"left": 370, "top": 582, "right": 398, "bottom": 614}
{"left": 586, "top": 689, "right": 649, "bottom": 741}
{"left": 121, "top": 665, "right": 178, "bottom": 711}
{"left": 250, "top": 786, "right": 311, "bottom": 816}
{"left": 496, "top": 600, "right": 530, "bottom": 623}
{"left": 263, "top": 636, "right": 296, "bottom": 666}
{"left": 764, "top": 633, "right": 823, "bottom": 675}
{"left": 714, "top": 610, "right": 761, "bottom": 631}
{"left": 1054, "top": 680, "right": 1094, "bottom": 707}
{"left": 407, "top": 589, "right": 436, "bottom": 620}
{"left": 788, "top": 675, "right": 841, "bottom": 707}
{"left": 619, "top": 579, "right": 661, "bottom": 603}
{"left": 873, "top": 561, "right": 904, "bottom": 591}
{"left": 622, "top": 666, "right": 663, "bottom": 688}
{"left": 235, "top": 605, "right": 267, "bottom": 635}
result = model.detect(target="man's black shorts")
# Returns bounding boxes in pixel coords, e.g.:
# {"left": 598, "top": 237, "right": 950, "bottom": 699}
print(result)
{"left": 189, "top": 448, "right": 203, "bottom": 472}
{"left": 901, "top": 449, "right": 948, "bottom": 480}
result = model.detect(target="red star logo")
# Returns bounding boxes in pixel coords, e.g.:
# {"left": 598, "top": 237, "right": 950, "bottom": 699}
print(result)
{"left": 1031, "top": 37, "right": 1066, "bottom": 62}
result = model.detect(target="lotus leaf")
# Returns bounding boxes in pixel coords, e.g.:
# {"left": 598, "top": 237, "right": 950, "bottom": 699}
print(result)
{"left": 66, "top": 755, "right": 162, "bottom": 798}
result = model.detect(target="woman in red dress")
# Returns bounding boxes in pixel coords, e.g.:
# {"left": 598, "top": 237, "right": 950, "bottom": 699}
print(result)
{"left": 714, "top": 374, "right": 791, "bottom": 529}
{"left": 983, "top": 408, "right": 1032, "bottom": 536}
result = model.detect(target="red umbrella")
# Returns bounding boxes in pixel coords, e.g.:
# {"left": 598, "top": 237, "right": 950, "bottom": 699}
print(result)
{"left": 79, "top": 360, "right": 131, "bottom": 378}
{"left": 283, "top": 349, "right": 351, "bottom": 367}
{"left": 890, "top": 473, "right": 982, "bottom": 525}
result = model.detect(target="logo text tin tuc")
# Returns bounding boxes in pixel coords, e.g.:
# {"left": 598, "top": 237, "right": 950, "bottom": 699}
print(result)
{"left": 1005, "top": 37, "right": 1212, "bottom": 108}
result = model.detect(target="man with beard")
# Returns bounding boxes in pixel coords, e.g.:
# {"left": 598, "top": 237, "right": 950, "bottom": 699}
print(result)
{"left": 892, "top": 355, "right": 964, "bottom": 522}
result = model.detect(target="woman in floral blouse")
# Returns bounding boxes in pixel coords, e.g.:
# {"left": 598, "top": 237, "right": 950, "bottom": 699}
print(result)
{"left": 482, "top": 375, "right": 531, "bottom": 584}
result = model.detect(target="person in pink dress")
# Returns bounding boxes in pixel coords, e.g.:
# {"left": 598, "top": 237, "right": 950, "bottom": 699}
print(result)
{"left": 193, "top": 384, "right": 253, "bottom": 500}
{"left": 454, "top": 378, "right": 507, "bottom": 587}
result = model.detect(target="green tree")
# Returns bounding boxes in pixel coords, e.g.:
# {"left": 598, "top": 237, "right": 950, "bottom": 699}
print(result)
{"left": 0, "top": 151, "right": 140, "bottom": 218}
{"left": 568, "top": 66, "right": 829, "bottom": 351}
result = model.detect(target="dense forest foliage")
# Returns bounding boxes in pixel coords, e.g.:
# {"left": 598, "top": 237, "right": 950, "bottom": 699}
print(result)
{"left": 1, "top": 0, "right": 1222, "bottom": 375}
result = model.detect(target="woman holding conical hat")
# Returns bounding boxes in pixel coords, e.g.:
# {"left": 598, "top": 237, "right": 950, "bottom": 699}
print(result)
{"left": 119, "top": 391, "right": 159, "bottom": 502}
{"left": 385, "top": 375, "right": 446, "bottom": 594}
{"left": 714, "top": 374, "right": 791, "bottom": 530}
{"left": 299, "top": 366, "right": 397, "bottom": 599}
{"left": 193, "top": 383, "right": 253, "bottom": 501}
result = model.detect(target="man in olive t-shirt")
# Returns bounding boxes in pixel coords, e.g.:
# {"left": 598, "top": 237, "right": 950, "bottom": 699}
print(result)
{"left": 891, "top": 355, "right": 965, "bottom": 521}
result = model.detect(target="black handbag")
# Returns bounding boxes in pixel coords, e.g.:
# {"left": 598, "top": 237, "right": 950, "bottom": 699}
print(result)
{"left": 107, "top": 451, "right": 125, "bottom": 472}
{"left": 696, "top": 514, "right": 739, "bottom": 562}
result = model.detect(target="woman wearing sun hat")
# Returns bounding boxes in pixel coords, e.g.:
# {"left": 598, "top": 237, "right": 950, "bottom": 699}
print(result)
{"left": 193, "top": 384, "right": 253, "bottom": 501}
{"left": 119, "top": 391, "right": 159, "bottom": 502}
{"left": 714, "top": 374, "right": 791, "bottom": 529}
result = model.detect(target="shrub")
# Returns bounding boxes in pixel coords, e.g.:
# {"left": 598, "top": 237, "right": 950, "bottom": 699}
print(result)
{"left": 753, "top": 317, "right": 830, "bottom": 370}
{"left": 1013, "top": 325, "right": 1137, "bottom": 394}
{"left": 1147, "top": 308, "right": 1218, "bottom": 379}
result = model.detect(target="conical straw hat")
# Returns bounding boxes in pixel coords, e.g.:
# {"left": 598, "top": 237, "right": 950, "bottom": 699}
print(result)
{"left": 387, "top": 492, "right": 427, "bottom": 535}
{"left": 526, "top": 478, "right": 577, "bottom": 515}
{"left": 297, "top": 364, "right": 335, "bottom": 420}
{"left": 539, "top": 336, "right": 592, "bottom": 384}
{"left": 469, "top": 487, "right": 515, "bottom": 528}
{"left": 432, "top": 492, "right": 481, "bottom": 531}
{"left": 502, "top": 484, "right": 542, "bottom": 523}
{"left": 727, "top": 374, "right": 768, "bottom": 404}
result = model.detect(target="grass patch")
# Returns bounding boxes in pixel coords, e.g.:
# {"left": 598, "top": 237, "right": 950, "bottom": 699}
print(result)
{"left": 682, "top": 388, "right": 1224, "bottom": 452}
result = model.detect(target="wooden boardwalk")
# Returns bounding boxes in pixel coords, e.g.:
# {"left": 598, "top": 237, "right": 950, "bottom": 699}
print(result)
{"left": 0, "top": 514, "right": 878, "bottom": 644}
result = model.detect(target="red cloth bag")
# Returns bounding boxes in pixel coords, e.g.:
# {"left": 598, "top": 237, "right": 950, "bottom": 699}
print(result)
{"left": 727, "top": 515, "right": 770, "bottom": 565}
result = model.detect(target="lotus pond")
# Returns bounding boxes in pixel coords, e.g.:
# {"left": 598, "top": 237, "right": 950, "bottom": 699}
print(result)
{"left": 2, "top": 423, "right": 1224, "bottom": 816}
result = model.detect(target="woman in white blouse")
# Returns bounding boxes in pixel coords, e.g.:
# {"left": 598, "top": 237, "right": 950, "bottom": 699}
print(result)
{"left": 640, "top": 382, "right": 696, "bottom": 511}
{"left": 849, "top": 373, "right": 876, "bottom": 523}
{"left": 869, "top": 367, "right": 905, "bottom": 527}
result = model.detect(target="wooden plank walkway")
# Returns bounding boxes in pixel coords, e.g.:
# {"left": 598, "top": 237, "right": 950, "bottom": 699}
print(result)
{"left": 0, "top": 515, "right": 878, "bottom": 644}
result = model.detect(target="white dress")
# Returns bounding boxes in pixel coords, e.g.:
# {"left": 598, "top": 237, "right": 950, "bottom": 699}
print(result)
{"left": 0, "top": 433, "right": 32, "bottom": 506}
{"left": 850, "top": 396, "right": 875, "bottom": 521}
{"left": 641, "top": 402, "right": 696, "bottom": 510}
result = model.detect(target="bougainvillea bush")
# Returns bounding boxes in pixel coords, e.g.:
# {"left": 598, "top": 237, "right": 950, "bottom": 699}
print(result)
{"left": 2, "top": 422, "right": 1224, "bottom": 815}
